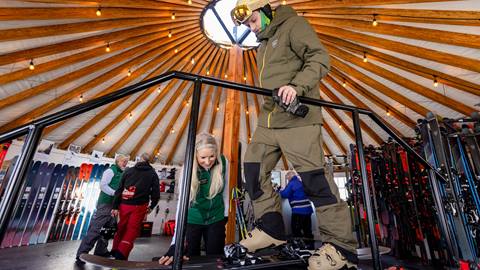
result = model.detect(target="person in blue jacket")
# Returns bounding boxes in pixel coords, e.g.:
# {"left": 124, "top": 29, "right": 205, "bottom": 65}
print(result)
{"left": 279, "top": 171, "right": 314, "bottom": 249}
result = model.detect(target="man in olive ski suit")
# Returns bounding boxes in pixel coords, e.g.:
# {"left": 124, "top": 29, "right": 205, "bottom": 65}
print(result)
{"left": 231, "top": 0, "right": 358, "bottom": 269}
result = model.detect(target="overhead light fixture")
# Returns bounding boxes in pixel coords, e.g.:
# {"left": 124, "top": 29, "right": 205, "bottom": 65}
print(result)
{"left": 224, "top": 74, "right": 228, "bottom": 79}
{"left": 96, "top": 7, "right": 102, "bottom": 16}
{"left": 188, "top": 0, "right": 192, "bottom": 4}
{"left": 29, "top": 59, "right": 35, "bottom": 70}
{"left": 386, "top": 107, "right": 391, "bottom": 116}
{"left": 243, "top": 76, "right": 247, "bottom": 81}
{"left": 79, "top": 94, "right": 83, "bottom": 102}
{"left": 170, "top": 128, "right": 175, "bottom": 134}
{"left": 372, "top": 15, "right": 378, "bottom": 26}
{"left": 168, "top": 31, "right": 172, "bottom": 38}
{"left": 363, "top": 52, "right": 368, "bottom": 63}
{"left": 174, "top": 48, "right": 178, "bottom": 54}
{"left": 127, "top": 69, "right": 131, "bottom": 76}
{"left": 338, "top": 124, "right": 343, "bottom": 129}
{"left": 129, "top": 112, "right": 133, "bottom": 119}
{"left": 191, "top": 57, "right": 195, "bottom": 64}
{"left": 102, "top": 138, "right": 106, "bottom": 143}
{"left": 157, "top": 88, "right": 161, "bottom": 93}
{"left": 282, "top": 0, "right": 286, "bottom": 5}
{"left": 342, "top": 80, "right": 346, "bottom": 87}
{"left": 433, "top": 76, "right": 438, "bottom": 87}
{"left": 216, "top": 106, "right": 220, "bottom": 111}
{"left": 246, "top": 110, "right": 249, "bottom": 114}
{"left": 171, "top": 12, "right": 176, "bottom": 20}
{"left": 206, "top": 69, "right": 210, "bottom": 75}
{"left": 106, "top": 43, "right": 111, "bottom": 52}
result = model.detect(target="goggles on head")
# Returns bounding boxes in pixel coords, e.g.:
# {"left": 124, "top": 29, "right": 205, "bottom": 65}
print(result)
{"left": 231, "top": 5, "right": 253, "bottom": 26}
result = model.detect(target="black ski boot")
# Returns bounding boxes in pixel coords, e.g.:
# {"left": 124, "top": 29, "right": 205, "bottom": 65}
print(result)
{"left": 224, "top": 243, "right": 264, "bottom": 266}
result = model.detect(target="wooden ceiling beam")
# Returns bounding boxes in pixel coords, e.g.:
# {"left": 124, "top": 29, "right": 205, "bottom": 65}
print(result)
{"left": 81, "top": 38, "right": 208, "bottom": 153}
{"left": 314, "top": 25, "right": 480, "bottom": 73}
{"left": 326, "top": 44, "right": 476, "bottom": 116}
{"left": 323, "top": 121, "right": 347, "bottom": 154}
{"left": 290, "top": 0, "right": 460, "bottom": 10}
{"left": 246, "top": 50, "right": 260, "bottom": 115}
{"left": 23, "top": 0, "right": 205, "bottom": 9}
{"left": 0, "top": 8, "right": 200, "bottom": 20}
{"left": 53, "top": 34, "right": 204, "bottom": 149}
{"left": 310, "top": 17, "right": 480, "bottom": 49}
{"left": 0, "top": 21, "right": 196, "bottom": 66}
{"left": 148, "top": 46, "right": 219, "bottom": 159}
{"left": 329, "top": 68, "right": 416, "bottom": 128}
{"left": 320, "top": 35, "right": 480, "bottom": 97}
{"left": 0, "top": 33, "right": 202, "bottom": 133}
{"left": 324, "top": 75, "right": 409, "bottom": 133}
{"left": 0, "top": 17, "right": 195, "bottom": 42}
{"left": 331, "top": 57, "right": 428, "bottom": 117}
{"left": 108, "top": 42, "right": 214, "bottom": 157}
{"left": 320, "top": 83, "right": 385, "bottom": 144}
{"left": 0, "top": 26, "right": 198, "bottom": 85}
{"left": 208, "top": 52, "right": 230, "bottom": 134}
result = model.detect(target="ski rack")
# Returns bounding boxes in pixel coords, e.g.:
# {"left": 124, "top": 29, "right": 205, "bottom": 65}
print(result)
{"left": 0, "top": 71, "right": 455, "bottom": 270}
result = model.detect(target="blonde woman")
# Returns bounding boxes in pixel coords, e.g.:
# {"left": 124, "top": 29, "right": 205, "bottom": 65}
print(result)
{"left": 158, "top": 133, "right": 229, "bottom": 265}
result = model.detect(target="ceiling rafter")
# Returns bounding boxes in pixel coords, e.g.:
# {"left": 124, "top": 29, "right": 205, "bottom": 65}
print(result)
{"left": 23, "top": 0, "right": 205, "bottom": 9}
{"left": 0, "top": 26, "right": 197, "bottom": 110}
{"left": 246, "top": 50, "right": 260, "bottom": 115}
{"left": 323, "top": 121, "right": 347, "bottom": 154}
{"left": 0, "top": 8, "right": 200, "bottom": 20}
{"left": 106, "top": 41, "right": 214, "bottom": 157}
{"left": 329, "top": 68, "right": 416, "bottom": 128}
{"left": 314, "top": 25, "right": 480, "bottom": 73}
{"left": 0, "top": 21, "right": 197, "bottom": 66}
{"left": 0, "top": 26, "right": 198, "bottom": 85}
{"left": 208, "top": 52, "right": 230, "bottom": 134}
{"left": 320, "top": 34, "right": 480, "bottom": 96}
{"left": 289, "top": 0, "right": 460, "bottom": 10}
{"left": 55, "top": 34, "right": 206, "bottom": 148}
{"left": 320, "top": 82, "right": 385, "bottom": 144}
{"left": 323, "top": 107, "right": 356, "bottom": 141}
{"left": 331, "top": 57, "right": 430, "bottom": 117}
{"left": 326, "top": 44, "right": 476, "bottom": 116}
{"left": 0, "top": 33, "right": 203, "bottom": 133}
{"left": 147, "top": 46, "right": 219, "bottom": 159}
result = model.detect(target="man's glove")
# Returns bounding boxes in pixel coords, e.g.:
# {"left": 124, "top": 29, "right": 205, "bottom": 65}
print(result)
{"left": 272, "top": 88, "right": 309, "bottom": 118}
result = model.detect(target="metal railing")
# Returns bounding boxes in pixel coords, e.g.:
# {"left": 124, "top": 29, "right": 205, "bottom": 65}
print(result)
{"left": 0, "top": 71, "right": 455, "bottom": 270}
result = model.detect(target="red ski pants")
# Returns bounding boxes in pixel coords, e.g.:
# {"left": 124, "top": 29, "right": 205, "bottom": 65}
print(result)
{"left": 112, "top": 203, "right": 148, "bottom": 259}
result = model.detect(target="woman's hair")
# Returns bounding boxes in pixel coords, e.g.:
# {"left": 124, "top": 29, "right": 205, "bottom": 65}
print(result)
{"left": 190, "top": 132, "right": 224, "bottom": 203}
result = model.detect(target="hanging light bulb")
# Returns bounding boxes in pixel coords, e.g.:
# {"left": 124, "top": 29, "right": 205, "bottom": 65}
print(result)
{"left": 157, "top": 88, "right": 161, "bottom": 93}
{"left": 372, "top": 15, "right": 378, "bottom": 26}
{"left": 170, "top": 128, "right": 175, "bottom": 134}
{"left": 338, "top": 124, "right": 343, "bottom": 129}
{"left": 96, "top": 7, "right": 102, "bottom": 16}
{"left": 191, "top": 57, "right": 195, "bottom": 64}
{"left": 248, "top": 136, "right": 252, "bottom": 142}
{"left": 105, "top": 43, "right": 111, "bottom": 52}
{"left": 342, "top": 80, "right": 346, "bottom": 87}
{"left": 188, "top": 0, "right": 192, "bottom": 4}
{"left": 102, "top": 138, "right": 106, "bottom": 143}
{"left": 127, "top": 69, "right": 131, "bottom": 76}
{"left": 79, "top": 94, "right": 84, "bottom": 102}
{"left": 29, "top": 59, "right": 35, "bottom": 70}
{"left": 171, "top": 12, "right": 176, "bottom": 20}
{"left": 243, "top": 76, "right": 247, "bottom": 81}
{"left": 185, "top": 101, "right": 189, "bottom": 107}
{"left": 216, "top": 105, "right": 220, "bottom": 111}
{"left": 168, "top": 31, "right": 172, "bottom": 38}
{"left": 224, "top": 74, "right": 228, "bottom": 79}
{"left": 386, "top": 108, "right": 391, "bottom": 116}
{"left": 433, "top": 76, "right": 438, "bottom": 87}
{"left": 129, "top": 112, "right": 133, "bottom": 119}
{"left": 282, "top": 0, "right": 286, "bottom": 5}
{"left": 206, "top": 69, "right": 210, "bottom": 75}
{"left": 363, "top": 52, "right": 368, "bottom": 63}
{"left": 174, "top": 48, "right": 178, "bottom": 54}
{"left": 246, "top": 110, "right": 249, "bottom": 115}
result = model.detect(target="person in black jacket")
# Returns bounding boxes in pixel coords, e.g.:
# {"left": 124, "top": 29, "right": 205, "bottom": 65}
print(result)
{"left": 110, "top": 153, "right": 160, "bottom": 260}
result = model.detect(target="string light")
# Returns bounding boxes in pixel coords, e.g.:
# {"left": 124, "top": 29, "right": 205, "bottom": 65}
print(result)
{"left": 224, "top": 74, "right": 228, "bottom": 79}
{"left": 248, "top": 137, "right": 252, "bottom": 142}
{"left": 96, "top": 7, "right": 102, "bottom": 16}
{"left": 243, "top": 76, "right": 247, "bottom": 81}
{"left": 127, "top": 69, "right": 131, "bottom": 76}
{"left": 282, "top": 0, "right": 286, "bottom": 5}
{"left": 102, "top": 138, "right": 106, "bottom": 143}
{"left": 170, "top": 128, "right": 175, "bottom": 134}
{"left": 433, "top": 76, "right": 438, "bottom": 87}
{"left": 185, "top": 101, "right": 190, "bottom": 107}
{"left": 29, "top": 59, "right": 35, "bottom": 70}
{"left": 157, "top": 88, "right": 161, "bottom": 93}
{"left": 216, "top": 106, "right": 220, "bottom": 111}
{"left": 206, "top": 69, "right": 210, "bottom": 75}
{"left": 174, "top": 48, "right": 178, "bottom": 54}
{"left": 191, "top": 57, "right": 195, "bottom": 64}
{"left": 188, "top": 0, "right": 192, "bottom": 4}
{"left": 168, "top": 31, "right": 172, "bottom": 38}
{"left": 342, "top": 80, "right": 346, "bottom": 87}
{"left": 129, "top": 112, "right": 133, "bottom": 119}
{"left": 105, "top": 43, "right": 111, "bottom": 52}
{"left": 79, "top": 94, "right": 83, "bottom": 102}
{"left": 338, "top": 124, "right": 343, "bottom": 129}
{"left": 363, "top": 52, "right": 368, "bottom": 63}
{"left": 386, "top": 108, "right": 391, "bottom": 116}
{"left": 171, "top": 12, "right": 176, "bottom": 20}
{"left": 246, "top": 110, "right": 249, "bottom": 115}
{"left": 372, "top": 15, "right": 378, "bottom": 26}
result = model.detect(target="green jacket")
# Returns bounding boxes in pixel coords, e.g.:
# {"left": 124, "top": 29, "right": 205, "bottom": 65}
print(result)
{"left": 97, "top": 164, "right": 123, "bottom": 205}
{"left": 256, "top": 5, "right": 330, "bottom": 128}
{"left": 187, "top": 155, "right": 227, "bottom": 225}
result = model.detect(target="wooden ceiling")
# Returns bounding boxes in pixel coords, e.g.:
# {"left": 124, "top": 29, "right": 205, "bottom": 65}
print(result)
{"left": 0, "top": 0, "right": 479, "bottom": 164}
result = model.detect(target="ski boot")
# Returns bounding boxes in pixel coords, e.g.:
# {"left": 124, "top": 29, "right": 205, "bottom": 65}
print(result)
{"left": 308, "top": 243, "right": 357, "bottom": 270}
{"left": 278, "top": 238, "right": 312, "bottom": 261}
{"left": 224, "top": 243, "right": 264, "bottom": 266}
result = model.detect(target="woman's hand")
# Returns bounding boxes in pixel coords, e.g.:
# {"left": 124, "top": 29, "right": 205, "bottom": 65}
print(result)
{"left": 158, "top": 255, "right": 189, "bottom": 265}
{"left": 111, "top": 209, "right": 119, "bottom": 217}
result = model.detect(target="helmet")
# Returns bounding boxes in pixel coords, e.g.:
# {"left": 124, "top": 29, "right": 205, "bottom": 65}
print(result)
{"left": 231, "top": 0, "right": 269, "bottom": 25}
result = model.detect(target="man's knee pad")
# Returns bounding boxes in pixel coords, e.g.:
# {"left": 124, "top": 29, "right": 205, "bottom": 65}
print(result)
{"left": 299, "top": 169, "right": 337, "bottom": 207}
{"left": 244, "top": 162, "right": 264, "bottom": 200}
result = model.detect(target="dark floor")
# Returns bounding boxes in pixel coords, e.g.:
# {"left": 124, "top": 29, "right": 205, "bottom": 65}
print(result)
{"left": 0, "top": 236, "right": 435, "bottom": 270}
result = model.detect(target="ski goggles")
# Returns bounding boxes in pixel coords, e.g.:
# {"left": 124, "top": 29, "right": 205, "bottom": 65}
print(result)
{"left": 231, "top": 5, "right": 253, "bottom": 25}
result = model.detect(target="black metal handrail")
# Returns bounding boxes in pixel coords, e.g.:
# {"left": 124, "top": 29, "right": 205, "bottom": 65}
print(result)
{"left": 0, "top": 71, "right": 455, "bottom": 270}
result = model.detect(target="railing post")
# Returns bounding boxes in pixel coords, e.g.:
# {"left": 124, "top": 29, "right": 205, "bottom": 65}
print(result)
{"left": 0, "top": 124, "right": 44, "bottom": 242}
{"left": 352, "top": 110, "right": 381, "bottom": 270}
{"left": 173, "top": 79, "right": 202, "bottom": 270}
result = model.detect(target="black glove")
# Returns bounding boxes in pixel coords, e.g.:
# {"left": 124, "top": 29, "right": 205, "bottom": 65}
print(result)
{"left": 165, "top": 244, "right": 176, "bottom": 257}
{"left": 272, "top": 88, "right": 309, "bottom": 118}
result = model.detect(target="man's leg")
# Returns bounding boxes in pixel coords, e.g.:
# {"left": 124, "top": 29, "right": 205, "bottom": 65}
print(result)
{"left": 301, "top": 214, "right": 314, "bottom": 249}
{"left": 278, "top": 125, "right": 357, "bottom": 266}
{"left": 111, "top": 204, "right": 132, "bottom": 259}
{"left": 116, "top": 204, "right": 148, "bottom": 259}
{"left": 76, "top": 204, "right": 112, "bottom": 258}
{"left": 291, "top": 213, "right": 302, "bottom": 238}
{"left": 241, "top": 126, "right": 285, "bottom": 251}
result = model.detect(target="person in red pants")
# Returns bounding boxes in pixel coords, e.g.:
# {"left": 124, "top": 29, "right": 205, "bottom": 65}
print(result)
{"left": 110, "top": 153, "right": 160, "bottom": 260}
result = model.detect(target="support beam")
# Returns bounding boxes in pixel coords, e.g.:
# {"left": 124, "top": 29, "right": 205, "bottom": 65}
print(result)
{"left": 323, "top": 122, "right": 347, "bottom": 154}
